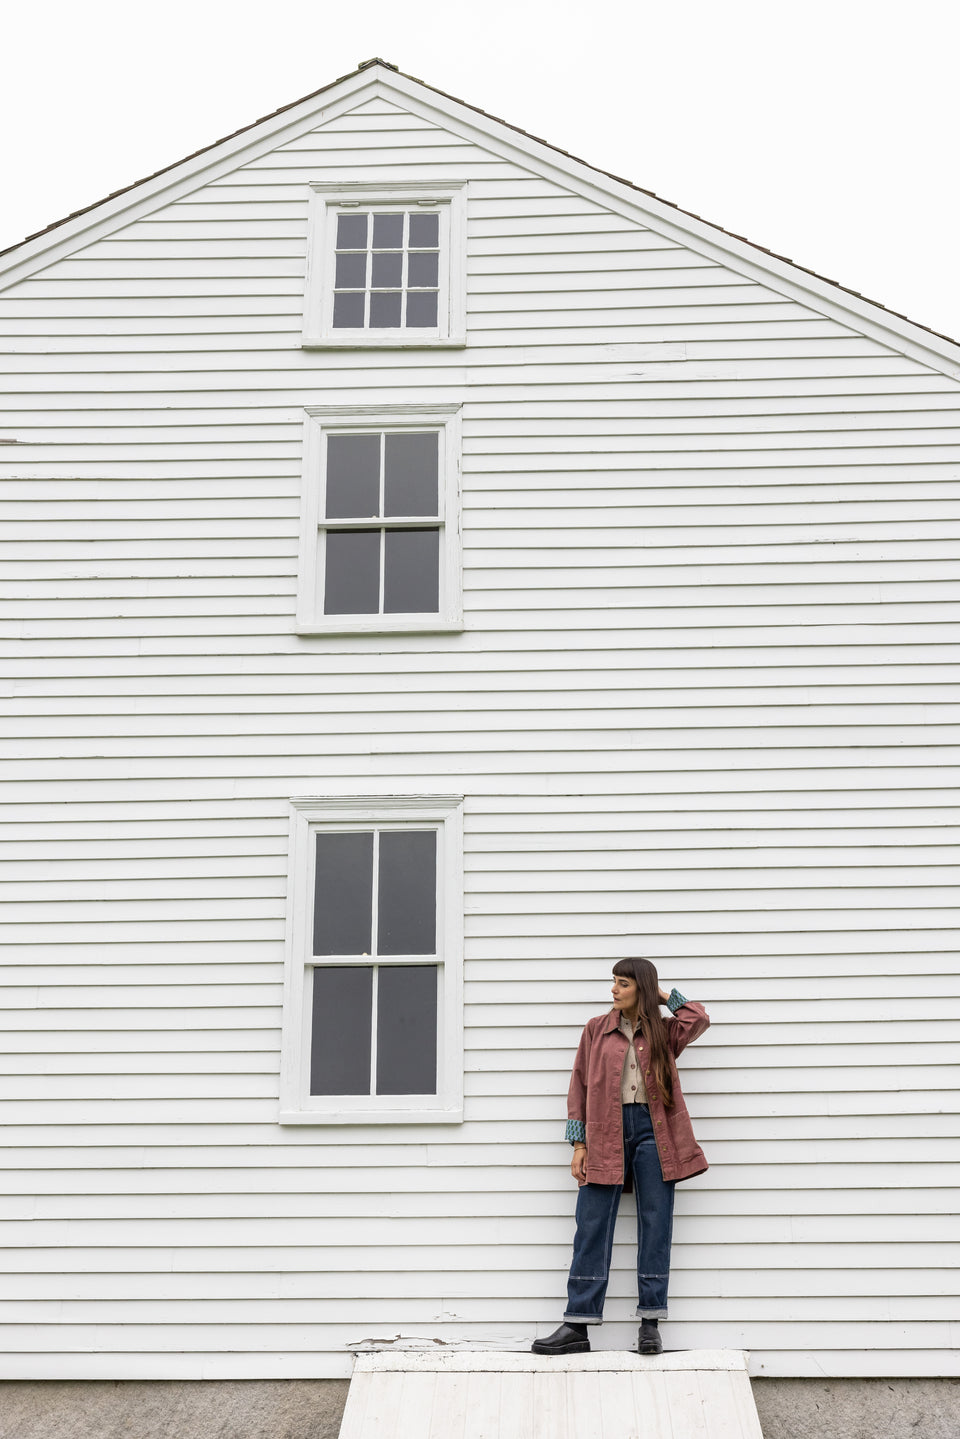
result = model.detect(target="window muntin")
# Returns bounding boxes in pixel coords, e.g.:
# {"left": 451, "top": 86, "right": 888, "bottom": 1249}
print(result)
{"left": 280, "top": 797, "right": 464, "bottom": 1125}
{"left": 303, "top": 182, "right": 466, "bottom": 348}
{"left": 312, "top": 828, "right": 437, "bottom": 960}
{"left": 311, "top": 958, "right": 439, "bottom": 1097}
{"left": 310, "top": 964, "right": 438, "bottom": 1097}
{"left": 297, "top": 404, "right": 463, "bottom": 635}
{"left": 310, "top": 826, "right": 439, "bottom": 1097}
{"left": 332, "top": 210, "right": 440, "bottom": 331}
{"left": 321, "top": 430, "right": 441, "bottom": 618}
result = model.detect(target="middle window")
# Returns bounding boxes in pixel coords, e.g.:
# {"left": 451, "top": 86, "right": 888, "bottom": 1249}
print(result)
{"left": 298, "top": 405, "right": 463, "bottom": 634}
{"left": 324, "top": 429, "right": 439, "bottom": 616}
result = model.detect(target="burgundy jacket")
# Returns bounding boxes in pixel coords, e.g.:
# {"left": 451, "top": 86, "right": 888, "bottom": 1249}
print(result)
{"left": 566, "top": 1001, "right": 710, "bottom": 1185}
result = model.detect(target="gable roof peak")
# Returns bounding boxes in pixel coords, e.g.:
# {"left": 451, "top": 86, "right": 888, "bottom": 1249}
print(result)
{"left": 0, "top": 59, "right": 957, "bottom": 369}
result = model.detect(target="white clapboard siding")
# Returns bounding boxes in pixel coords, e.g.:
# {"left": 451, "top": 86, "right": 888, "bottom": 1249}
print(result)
{"left": 1, "top": 70, "right": 959, "bottom": 1383}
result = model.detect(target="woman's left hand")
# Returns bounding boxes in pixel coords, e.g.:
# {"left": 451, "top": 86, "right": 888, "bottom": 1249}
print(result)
{"left": 658, "top": 986, "right": 670, "bottom": 1005}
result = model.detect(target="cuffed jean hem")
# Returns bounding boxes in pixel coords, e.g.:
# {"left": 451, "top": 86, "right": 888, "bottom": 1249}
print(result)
{"left": 562, "top": 1313, "right": 603, "bottom": 1325}
{"left": 636, "top": 1307, "right": 669, "bottom": 1320}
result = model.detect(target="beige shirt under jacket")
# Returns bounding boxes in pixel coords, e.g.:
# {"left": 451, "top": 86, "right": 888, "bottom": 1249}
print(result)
{"left": 618, "top": 1012, "right": 648, "bottom": 1104}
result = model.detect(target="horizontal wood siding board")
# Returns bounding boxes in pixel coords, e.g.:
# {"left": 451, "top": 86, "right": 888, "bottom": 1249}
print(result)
{"left": 1, "top": 86, "right": 959, "bottom": 1380}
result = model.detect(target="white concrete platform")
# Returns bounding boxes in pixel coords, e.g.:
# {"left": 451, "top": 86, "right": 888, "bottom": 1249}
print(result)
{"left": 338, "top": 1349, "right": 764, "bottom": 1438}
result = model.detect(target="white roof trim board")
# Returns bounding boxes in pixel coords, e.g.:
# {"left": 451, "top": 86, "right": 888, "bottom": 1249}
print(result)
{"left": 1, "top": 61, "right": 959, "bottom": 381}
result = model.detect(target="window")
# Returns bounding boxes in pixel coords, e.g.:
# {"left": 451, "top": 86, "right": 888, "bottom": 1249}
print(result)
{"left": 303, "top": 182, "right": 467, "bottom": 347}
{"left": 280, "top": 797, "right": 464, "bottom": 1124}
{"left": 296, "top": 404, "right": 462, "bottom": 634}
{"left": 332, "top": 209, "right": 440, "bottom": 331}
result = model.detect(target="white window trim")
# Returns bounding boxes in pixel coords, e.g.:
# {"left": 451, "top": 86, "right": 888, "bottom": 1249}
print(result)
{"left": 303, "top": 181, "right": 467, "bottom": 348}
{"left": 296, "top": 403, "right": 463, "bottom": 636}
{"left": 279, "top": 795, "right": 464, "bottom": 1125}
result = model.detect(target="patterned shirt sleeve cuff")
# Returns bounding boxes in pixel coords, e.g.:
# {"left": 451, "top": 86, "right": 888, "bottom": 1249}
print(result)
{"left": 666, "top": 987, "right": 687, "bottom": 1014}
{"left": 565, "top": 1118, "right": 586, "bottom": 1145}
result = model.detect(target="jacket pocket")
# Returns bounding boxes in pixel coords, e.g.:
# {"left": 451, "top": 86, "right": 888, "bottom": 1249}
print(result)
{"left": 584, "top": 1120, "right": 622, "bottom": 1173}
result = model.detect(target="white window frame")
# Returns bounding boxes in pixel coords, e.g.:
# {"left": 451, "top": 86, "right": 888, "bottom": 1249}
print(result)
{"left": 279, "top": 795, "right": 464, "bottom": 1125}
{"left": 296, "top": 403, "right": 463, "bottom": 635}
{"left": 303, "top": 181, "right": 467, "bottom": 348}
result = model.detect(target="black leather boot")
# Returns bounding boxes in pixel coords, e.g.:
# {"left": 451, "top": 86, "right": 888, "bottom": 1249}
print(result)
{"left": 531, "top": 1322, "right": 591, "bottom": 1355}
{"left": 638, "top": 1319, "right": 662, "bottom": 1354}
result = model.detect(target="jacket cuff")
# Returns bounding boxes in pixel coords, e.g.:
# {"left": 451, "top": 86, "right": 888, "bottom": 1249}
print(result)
{"left": 565, "top": 1118, "right": 586, "bottom": 1146}
{"left": 666, "top": 987, "right": 687, "bottom": 1014}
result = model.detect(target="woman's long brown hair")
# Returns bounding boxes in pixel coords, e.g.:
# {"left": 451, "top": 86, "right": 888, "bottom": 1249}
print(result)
{"left": 612, "top": 956, "right": 674, "bottom": 1106}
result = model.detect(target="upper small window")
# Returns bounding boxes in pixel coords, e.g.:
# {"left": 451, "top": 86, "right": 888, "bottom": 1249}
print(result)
{"left": 304, "top": 182, "right": 467, "bottom": 348}
{"left": 333, "top": 209, "right": 440, "bottom": 330}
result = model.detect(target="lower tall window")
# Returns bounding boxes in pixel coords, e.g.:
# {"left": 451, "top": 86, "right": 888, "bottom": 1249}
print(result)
{"left": 280, "top": 797, "right": 464, "bottom": 1124}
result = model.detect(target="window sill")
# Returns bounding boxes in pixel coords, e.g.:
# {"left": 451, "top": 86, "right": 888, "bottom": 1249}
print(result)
{"left": 302, "top": 334, "right": 467, "bottom": 350}
{"left": 295, "top": 619, "right": 464, "bottom": 637}
{"left": 279, "top": 1105, "right": 464, "bottom": 1126}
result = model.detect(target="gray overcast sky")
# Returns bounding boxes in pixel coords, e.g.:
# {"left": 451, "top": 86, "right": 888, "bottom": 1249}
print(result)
{"left": 2, "top": 0, "right": 959, "bottom": 344}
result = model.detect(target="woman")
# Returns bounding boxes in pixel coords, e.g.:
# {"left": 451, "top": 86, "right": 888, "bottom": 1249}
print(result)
{"left": 532, "top": 957, "right": 710, "bottom": 1356}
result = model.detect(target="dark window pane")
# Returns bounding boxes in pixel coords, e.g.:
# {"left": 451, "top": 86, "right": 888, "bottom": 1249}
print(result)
{"left": 333, "top": 291, "right": 365, "bottom": 328}
{"left": 336, "top": 213, "right": 368, "bottom": 249}
{"left": 335, "top": 252, "right": 367, "bottom": 288}
{"left": 324, "top": 529, "right": 381, "bottom": 614}
{"left": 376, "top": 965, "right": 437, "bottom": 1095}
{"left": 407, "top": 251, "right": 439, "bottom": 288}
{"left": 383, "top": 528, "right": 440, "bottom": 613}
{"left": 370, "top": 291, "right": 402, "bottom": 328}
{"left": 326, "top": 434, "right": 381, "bottom": 519}
{"left": 372, "top": 213, "right": 403, "bottom": 248}
{"left": 313, "top": 831, "right": 374, "bottom": 954}
{"left": 310, "top": 966, "right": 372, "bottom": 1094}
{"left": 378, "top": 830, "right": 436, "bottom": 954}
{"left": 371, "top": 252, "right": 403, "bottom": 288}
{"left": 408, "top": 212, "right": 439, "bottom": 248}
{"left": 384, "top": 433, "right": 439, "bottom": 517}
{"left": 405, "top": 291, "right": 438, "bottom": 328}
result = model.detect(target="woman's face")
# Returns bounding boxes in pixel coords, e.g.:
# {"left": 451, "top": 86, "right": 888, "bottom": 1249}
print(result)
{"left": 611, "top": 973, "right": 639, "bottom": 1011}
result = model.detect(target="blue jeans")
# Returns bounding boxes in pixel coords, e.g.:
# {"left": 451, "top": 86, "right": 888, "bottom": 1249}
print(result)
{"left": 564, "top": 1103, "right": 676, "bottom": 1323}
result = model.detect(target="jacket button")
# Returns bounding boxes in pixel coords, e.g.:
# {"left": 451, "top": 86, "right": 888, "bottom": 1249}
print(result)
{"left": 656, "top": 1119, "right": 663, "bottom": 1126}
